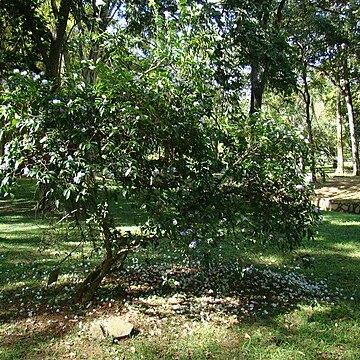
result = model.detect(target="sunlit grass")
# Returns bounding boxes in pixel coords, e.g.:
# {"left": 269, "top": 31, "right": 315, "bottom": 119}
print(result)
{"left": 1, "top": 180, "right": 360, "bottom": 359}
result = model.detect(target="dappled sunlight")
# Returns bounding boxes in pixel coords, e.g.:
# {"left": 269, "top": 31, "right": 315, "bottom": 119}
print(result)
{"left": 315, "top": 177, "right": 360, "bottom": 200}
{"left": 331, "top": 243, "right": 360, "bottom": 256}
{"left": 1, "top": 184, "right": 360, "bottom": 359}
{"left": 118, "top": 225, "right": 141, "bottom": 233}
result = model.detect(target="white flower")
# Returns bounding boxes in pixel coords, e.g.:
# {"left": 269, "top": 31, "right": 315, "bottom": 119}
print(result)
{"left": 73, "top": 171, "right": 85, "bottom": 184}
{"left": 296, "top": 184, "right": 304, "bottom": 191}
{"left": 20, "top": 70, "right": 28, "bottom": 76}
{"left": 189, "top": 241, "right": 197, "bottom": 248}
{"left": 23, "top": 166, "right": 30, "bottom": 176}
{"left": 13, "top": 69, "right": 20, "bottom": 74}
{"left": 41, "top": 79, "right": 49, "bottom": 85}
{"left": 76, "top": 82, "right": 85, "bottom": 90}
{"left": 95, "top": 0, "right": 105, "bottom": 6}
{"left": 0, "top": 161, "right": 9, "bottom": 170}
{"left": 172, "top": 219, "right": 178, "bottom": 226}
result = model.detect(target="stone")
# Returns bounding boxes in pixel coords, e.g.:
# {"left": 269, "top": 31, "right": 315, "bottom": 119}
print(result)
{"left": 355, "top": 206, "right": 360, "bottom": 214}
{"left": 103, "top": 317, "right": 134, "bottom": 339}
{"left": 89, "top": 322, "right": 106, "bottom": 340}
{"left": 331, "top": 203, "right": 339, "bottom": 210}
{"left": 342, "top": 205, "right": 349, "bottom": 211}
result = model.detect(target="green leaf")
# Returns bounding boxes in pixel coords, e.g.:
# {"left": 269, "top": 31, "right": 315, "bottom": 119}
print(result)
{"left": 64, "top": 188, "right": 71, "bottom": 200}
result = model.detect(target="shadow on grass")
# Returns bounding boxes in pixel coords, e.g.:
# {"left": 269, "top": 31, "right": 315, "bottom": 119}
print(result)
{"left": 1, "top": 187, "right": 360, "bottom": 359}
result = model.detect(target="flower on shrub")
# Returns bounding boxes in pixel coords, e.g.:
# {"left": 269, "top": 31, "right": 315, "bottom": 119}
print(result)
{"left": 189, "top": 241, "right": 197, "bottom": 249}
{"left": 73, "top": 171, "right": 85, "bottom": 184}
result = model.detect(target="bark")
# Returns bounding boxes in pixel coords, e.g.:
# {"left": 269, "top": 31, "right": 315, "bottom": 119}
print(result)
{"left": 38, "top": 0, "right": 71, "bottom": 211}
{"left": 248, "top": 0, "right": 286, "bottom": 115}
{"left": 73, "top": 193, "right": 130, "bottom": 303}
{"left": 74, "top": 249, "right": 128, "bottom": 303}
{"left": 249, "top": 65, "right": 267, "bottom": 114}
{"left": 343, "top": 47, "right": 359, "bottom": 176}
{"left": 45, "top": 0, "right": 71, "bottom": 80}
{"left": 302, "top": 63, "right": 316, "bottom": 182}
{"left": 335, "top": 84, "right": 344, "bottom": 175}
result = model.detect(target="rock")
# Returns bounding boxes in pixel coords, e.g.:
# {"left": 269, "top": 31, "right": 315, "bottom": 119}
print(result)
{"left": 89, "top": 322, "right": 106, "bottom": 340}
{"left": 355, "top": 206, "right": 360, "bottom": 214}
{"left": 168, "top": 294, "right": 185, "bottom": 305}
{"left": 103, "top": 317, "right": 134, "bottom": 339}
{"left": 331, "top": 203, "right": 338, "bottom": 210}
{"left": 47, "top": 267, "right": 60, "bottom": 287}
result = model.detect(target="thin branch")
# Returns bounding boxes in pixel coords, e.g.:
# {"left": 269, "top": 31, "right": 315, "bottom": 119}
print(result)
{"left": 139, "top": 58, "right": 167, "bottom": 79}
{"left": 51, "top": 0, "right": 59, "bottom": 19}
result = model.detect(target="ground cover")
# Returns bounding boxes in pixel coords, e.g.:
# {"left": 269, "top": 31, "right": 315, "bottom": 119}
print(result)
{"left": 0, "top": 180, "right": 359, "bottom": 359}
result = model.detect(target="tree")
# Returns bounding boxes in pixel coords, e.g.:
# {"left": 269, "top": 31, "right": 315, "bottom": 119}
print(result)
{"left": 296, "top": 0, "right": 360, "bottom": 175}
{"left": 216, "top": 0, "right": 296, "bottom": 114}
{"left": 335, "top": 81, "right": 345, "bottom": 174}
{"left": 0, "top": 1, "right": 320, "bottom": 302}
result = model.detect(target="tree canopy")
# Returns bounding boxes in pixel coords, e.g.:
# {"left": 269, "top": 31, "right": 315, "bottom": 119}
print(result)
{"left": 1, "top": 0, "right": 358, "bottom": 301}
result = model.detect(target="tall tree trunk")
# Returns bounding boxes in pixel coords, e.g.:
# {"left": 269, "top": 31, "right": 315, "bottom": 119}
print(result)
{"left": 302, "top": 63, "right": 316, "bottom": 182}
{"left": 343, "top": 46, "right": 359, "bottom": 176}
{"left": 38, "top": 0, "right": 71, "bottom": 211}
{"left": 250, "top": 65, "right": 266, "bottom": 114}
{"left": 248, "top": 0, "right": 286, "bottom": 115}
{"left": 335, "top": 84, "right": 344, "bottom": 175}
{"left": 45, "top": 0, "right": 71, "bottom": 80}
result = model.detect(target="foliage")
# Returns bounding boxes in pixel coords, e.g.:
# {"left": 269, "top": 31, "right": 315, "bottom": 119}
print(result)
{"left": 0, "top": 2, "right": 321, "bottom": 300}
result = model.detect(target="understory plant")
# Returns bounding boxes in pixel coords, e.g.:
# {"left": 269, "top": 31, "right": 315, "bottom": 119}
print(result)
{"left": 0, "top": 10, "right": 320, "bottom": 302}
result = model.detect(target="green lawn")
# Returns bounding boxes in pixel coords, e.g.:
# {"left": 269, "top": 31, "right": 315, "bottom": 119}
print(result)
{"left": 0, "top": 180, "right": 359, "bottom": 359}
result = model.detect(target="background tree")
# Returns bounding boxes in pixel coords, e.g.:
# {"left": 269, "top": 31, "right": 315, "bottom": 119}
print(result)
{"left": 297, "top": 0, "right": 360, "bottom": 175}
{"left": 216, "top": 0, "right": 296, "bottom": 114}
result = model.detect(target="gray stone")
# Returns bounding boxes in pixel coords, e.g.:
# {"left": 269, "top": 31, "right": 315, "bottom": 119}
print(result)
{"left": 355, "top": 206, "right": 360, "bottom": 214}
{"left": 89, "top": 322, "right": 106, "bottom": 340}
{"left": 103, "top": 317, "right": 134, "bottom": 339}
{"left": 331, "top": 203, "right": 339, "bottom": 210}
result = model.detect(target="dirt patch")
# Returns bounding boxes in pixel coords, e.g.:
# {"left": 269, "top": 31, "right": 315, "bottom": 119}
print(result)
{"left": 315, "top": 176, "right": 360, "bottom": 200}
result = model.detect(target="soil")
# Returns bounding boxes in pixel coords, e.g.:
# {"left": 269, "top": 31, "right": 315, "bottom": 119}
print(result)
{"left": 315, "top": 175, "right": 360, "bottom": 200}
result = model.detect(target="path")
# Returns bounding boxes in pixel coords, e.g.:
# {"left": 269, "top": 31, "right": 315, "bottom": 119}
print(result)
{"left": 314, "top": 175, "right": 360, "bottom": 213}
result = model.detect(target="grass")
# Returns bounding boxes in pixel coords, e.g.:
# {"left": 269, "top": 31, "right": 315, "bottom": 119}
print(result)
{"left": 0, "top": 180, "right": 360, "bottom": 359}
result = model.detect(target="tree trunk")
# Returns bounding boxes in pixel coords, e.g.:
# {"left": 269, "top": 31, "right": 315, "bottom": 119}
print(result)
{"left": 74, "top": 250, "right": 128, "bottom": 303}
{"left": 343, "top": 47, "right": 359, "bottom": 176}
{"left": 74, "top": 197, "right": 129, "bottom": 303}
{"left": 335, "top": 84, "right": 344, "bottom": 175}
{"left": 302, "top": 63, "right": 316, "bottom": 182}
{"left": 248, "top": 0, "right": 286, "bottom": 115}
{"left": 37, "top": 0, "right": 71, "bottom": 211}
{"left": 250, "top": 65, "right": 267, "bottom": 114}
{"left": 45, "top": 0, "right": 71, "bottom": 80}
